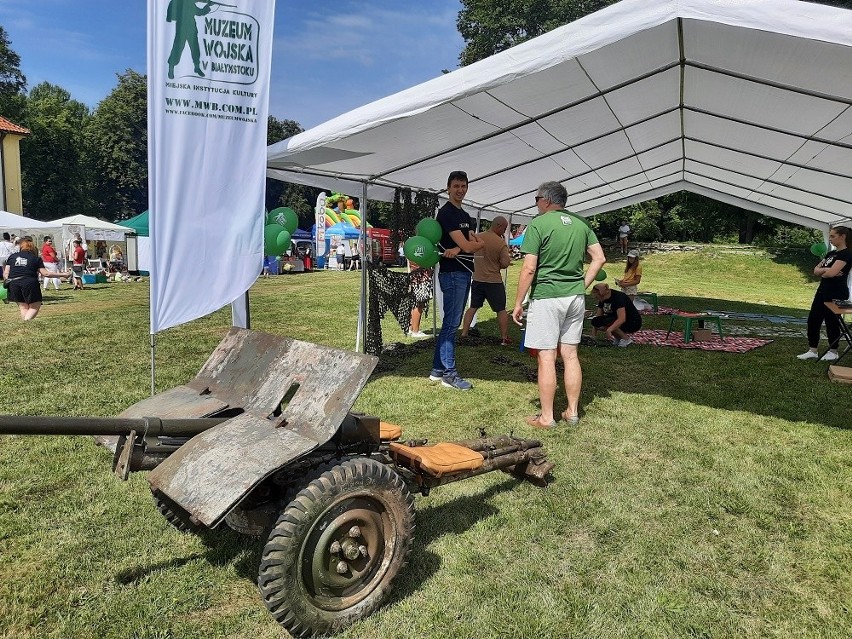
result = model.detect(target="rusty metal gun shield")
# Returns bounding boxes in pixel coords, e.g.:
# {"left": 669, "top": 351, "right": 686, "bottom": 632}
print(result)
{"left": 148, "top": 328, "right": 377, "bottom": 528}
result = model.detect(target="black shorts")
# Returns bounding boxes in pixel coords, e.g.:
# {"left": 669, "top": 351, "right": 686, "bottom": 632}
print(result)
{"left": 8, "top": 278, "right": 42, "bottom": 304}
{"left": 591, "top": 315, "right": 641, "bottom": 334}
{"left": 470, "top": 281, "right": 506, "bottom": 313}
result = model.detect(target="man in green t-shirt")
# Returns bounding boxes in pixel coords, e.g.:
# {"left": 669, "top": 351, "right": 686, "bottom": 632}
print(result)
{"left": 512, "top": 182, "right": 605, "bottom": 429}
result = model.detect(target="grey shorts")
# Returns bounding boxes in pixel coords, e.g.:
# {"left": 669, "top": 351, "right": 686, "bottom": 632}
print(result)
{"left": 524, "top": 295, "right": 586, "bottom": 349}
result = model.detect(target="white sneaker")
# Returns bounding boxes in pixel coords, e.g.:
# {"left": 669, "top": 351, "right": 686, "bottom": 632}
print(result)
{"left": 820, "top": 350, "right": 839, "bottom": 361}
{"left": 618, "top": 337, "right": 633, "bottom": 347}
{"left": 796, "top": 350, "right": 819, "bottom": 360}
{"left": 408, "top": 331, "right": 427, "bottom": 338}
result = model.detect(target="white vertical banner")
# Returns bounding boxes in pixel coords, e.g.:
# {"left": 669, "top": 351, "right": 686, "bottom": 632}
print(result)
{"left": 147, "top": 0, "right": 275, "bottom": 333}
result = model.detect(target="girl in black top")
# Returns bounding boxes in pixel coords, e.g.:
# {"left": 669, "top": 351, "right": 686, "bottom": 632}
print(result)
{"left": 3, "top": 237, "right": 71, "bottom": 321}
{"left": 797, "top": 226, "right": 851, "bottom": 361}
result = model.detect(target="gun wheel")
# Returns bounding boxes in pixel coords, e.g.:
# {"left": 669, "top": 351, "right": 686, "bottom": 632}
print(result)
{"left": 152, "top": 491, "right": 206, "bottom": 534}
{"left": 258, "top": 457, "right": 414, "bottom": 637}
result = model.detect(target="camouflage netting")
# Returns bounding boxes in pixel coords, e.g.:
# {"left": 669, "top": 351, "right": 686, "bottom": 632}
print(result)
{"left": 366, "top": 264, "right": 415, "bottom": 355}
{"left": 365, "top": 188, "right": 440, "bottom": 356}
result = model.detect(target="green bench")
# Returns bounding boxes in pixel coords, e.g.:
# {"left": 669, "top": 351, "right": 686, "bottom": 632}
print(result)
{"left": 665, "top": 311, "right": 724, "bottom": 343}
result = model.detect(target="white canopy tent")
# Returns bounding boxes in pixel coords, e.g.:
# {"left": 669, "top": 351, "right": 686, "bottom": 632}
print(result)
{"left": 267, "top": 0, "right": 852, "bottom": 233}
{"left": 46, "top": 215, "right": 134, "bottom": 242}
{"left": 0, "top": 210, "right": 57, "bottom": 238}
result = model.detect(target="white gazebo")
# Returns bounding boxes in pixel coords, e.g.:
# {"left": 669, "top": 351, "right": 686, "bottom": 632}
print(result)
{"left": 267, "top": 0, "right": 852, "bottom": 235}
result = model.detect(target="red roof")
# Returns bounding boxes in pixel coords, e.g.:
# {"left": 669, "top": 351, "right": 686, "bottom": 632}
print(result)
{"left": 0, "top": 116, "right": 29, "bottom": 135}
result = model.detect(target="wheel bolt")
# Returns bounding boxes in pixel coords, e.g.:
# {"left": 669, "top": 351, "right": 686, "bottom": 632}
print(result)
{"left": 335, "top": 561, "right": 348, "bottom": 575}
{"left": 342, "top": 539, "right": 360, "bottom": 560}
{"left": 348, "top": 526, "right": 361, "bottom": 538}
{"left": 359, "top": 544, "right": 368, "bottom": 558}
{"left": 329, "top": 541, "right": 341, "bottom": 554}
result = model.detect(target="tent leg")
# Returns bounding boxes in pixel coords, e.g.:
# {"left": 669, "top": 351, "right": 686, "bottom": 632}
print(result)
{"left": 359, "top": 181, "right": 369, "bottom": 353}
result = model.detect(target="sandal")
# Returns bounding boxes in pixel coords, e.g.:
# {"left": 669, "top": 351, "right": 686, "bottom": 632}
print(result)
{"left": 525, "top": 415, "right": 556, "bottom": 429}
{"left": 560, "top": 411, "right": 580, "bottom": 425}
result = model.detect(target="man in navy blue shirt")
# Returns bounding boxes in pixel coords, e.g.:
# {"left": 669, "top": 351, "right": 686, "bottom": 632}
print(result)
{"left": 429, "top": 171, "right": 484, "bottom": 390}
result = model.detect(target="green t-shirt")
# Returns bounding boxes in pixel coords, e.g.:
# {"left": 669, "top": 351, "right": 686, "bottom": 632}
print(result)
{"left": 520, "top": 209, "right": 598, "bottom": 299}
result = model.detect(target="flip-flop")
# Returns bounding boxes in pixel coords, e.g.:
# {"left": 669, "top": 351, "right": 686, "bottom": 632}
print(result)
{"left": 525, "top": 415, "right": 556, "bottom": 429}
{"left": 560, "top": 411, "right": 580, "bottom": 425}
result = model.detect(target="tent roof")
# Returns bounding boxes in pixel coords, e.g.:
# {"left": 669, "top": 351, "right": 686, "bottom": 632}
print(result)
{"left": 267, "top": 0, "right": 852, "bottom": 229}
{"left": 0, "top": 210, "right": 54, "bottom": 228}
{"left": 121, "top": 210, "right": 149, "bottom": 236}
{"left": 47, "top": 214, "right": 133, "bottom": 232}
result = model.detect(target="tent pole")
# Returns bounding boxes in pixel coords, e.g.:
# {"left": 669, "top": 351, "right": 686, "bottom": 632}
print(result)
{"left": 432, "top": 203, "right": 439, "bottom": 337}
{"left": 505, "top": 212, "right": 514, "bottom": 288}
{"left": 359, "top": 181, "right": 369, "bottom": 353}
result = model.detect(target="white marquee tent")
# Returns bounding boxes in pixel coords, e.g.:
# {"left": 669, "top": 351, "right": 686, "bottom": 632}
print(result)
{"left": 46, "top": 215, "right": 133, "bottom": 242}
{"left": 267, "top": 0, "right": 852, "bottom": 233}
{"left": 0, "top": 210, "right": 56, "bottom": 237}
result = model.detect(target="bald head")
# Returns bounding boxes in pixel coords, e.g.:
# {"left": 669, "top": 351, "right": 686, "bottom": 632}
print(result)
{"left": 491, "top": 216, "right": 508, "bottom": 235}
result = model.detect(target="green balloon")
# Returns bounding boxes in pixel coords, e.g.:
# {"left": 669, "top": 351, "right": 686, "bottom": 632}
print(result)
{"left": 418, "top": 250, "right": 440, "bottom": 268}
{"left": 595, "top": 268, "right": 607, "bottom": 282}
{"left": 268, "top": 207, "right": 299, "bottom": 234}
{"left": 415, "top": 218, "right": 442, "bottom": 245}
{"left": 404, "top": 235, "right": 438, "bottom": 267}
{"left": 276, "top": 229, "right": 292, "bottom": 254}
{"left": 264, "top": 223, "right": 287, "bottom": 255}
{"left": 810, "top": 242, "right": 827, "bottom": 258}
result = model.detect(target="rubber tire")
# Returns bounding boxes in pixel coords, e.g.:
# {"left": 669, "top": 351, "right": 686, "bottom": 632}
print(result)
{"left": 258, "top": 457, "right": 415, "bottom": 637}
{"left": 152, "top": 491, "right": 206, "bottom": 534}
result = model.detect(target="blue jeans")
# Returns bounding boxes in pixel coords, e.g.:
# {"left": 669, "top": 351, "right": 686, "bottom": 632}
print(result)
{"left": 432, "top": 270, "right": 471, "bottom": 377}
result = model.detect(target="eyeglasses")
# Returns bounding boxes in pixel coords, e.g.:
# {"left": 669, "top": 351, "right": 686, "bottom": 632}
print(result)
{"left": 535, "top": 196, "right": 546, "bottom": 203}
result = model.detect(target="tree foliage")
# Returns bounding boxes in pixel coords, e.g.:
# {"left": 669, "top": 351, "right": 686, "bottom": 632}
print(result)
{"left": 84, "top": 70, "right": 148, "bottom": 220}
{"left": 0, "top": 26, "right": 26, "bottom": 122}
{"left": 457, "top": 0, "right": 617, "bottom": 65}
{"left": 19, "top": 83, "right": 92, "bottom": 219}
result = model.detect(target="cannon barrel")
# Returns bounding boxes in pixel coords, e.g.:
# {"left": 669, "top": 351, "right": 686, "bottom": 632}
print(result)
{"left": 0, "top": 415, "right": 228, "bottom": 437}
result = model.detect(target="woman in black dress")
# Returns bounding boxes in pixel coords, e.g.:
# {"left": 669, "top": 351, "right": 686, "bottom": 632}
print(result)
{"left": 3, "top": 237, "right": 71, "bottom": 320}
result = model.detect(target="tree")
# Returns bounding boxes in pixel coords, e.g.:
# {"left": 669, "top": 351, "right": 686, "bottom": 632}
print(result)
{"left": 85, "top": 70, "right": 148, "bottom": 220}
{"left": 457, "top": 0, "right": 617, "bottom": 66}
{"left": 19, "top": 83, "right": 92, "bottom": 219}
{"left": 0, "top": 26, "right": 27, "bottom": 121}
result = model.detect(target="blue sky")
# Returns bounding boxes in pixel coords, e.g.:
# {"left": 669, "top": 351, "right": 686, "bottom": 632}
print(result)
{"left": 0, "top": 0, "right": 465, "bottom": 129}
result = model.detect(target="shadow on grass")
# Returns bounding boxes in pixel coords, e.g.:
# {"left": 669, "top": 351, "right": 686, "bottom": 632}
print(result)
{"left": 138, "top": 478, "right": 521, "bottom": 613}
{"left": 374, "top": 295, "right": 849, "bottom": 430}
{"left": 114, "top": 552, "right": 207, "bottom": 585}
{"left": 387, "top": 477, "right": 520, "bottom": 606}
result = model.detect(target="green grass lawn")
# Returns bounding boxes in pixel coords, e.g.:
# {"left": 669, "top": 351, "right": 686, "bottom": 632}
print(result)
{"left": 0, "top": 246, "right": 849, "bottom": 638}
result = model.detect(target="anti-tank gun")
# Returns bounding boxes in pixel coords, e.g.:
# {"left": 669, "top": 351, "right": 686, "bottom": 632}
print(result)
{"left": 0, "top": 328, "right": 553, "bottom": 637}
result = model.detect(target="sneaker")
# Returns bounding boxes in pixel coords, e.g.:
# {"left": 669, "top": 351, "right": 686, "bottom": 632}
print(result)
{"left": 500, "top": 337, "right": 513, "bottom": 346}
{"left": 441, "top": 374, "right": 473, "bottom": 390}
{"left": 408, "top": 330, "right": 428, "bottom": 338}
{"left": 796, "top": 350, "right": 819, "bottom": 360}
{"left": 820, "top": 350, "right": 839, "bottom": 361}
{"left": 618, "top": 337, "right": 633, "bottom": 347}
{"left": 428, "top": 369, "right": 444, "bottom": 382}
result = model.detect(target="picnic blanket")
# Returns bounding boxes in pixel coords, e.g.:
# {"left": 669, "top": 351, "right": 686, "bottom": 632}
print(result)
{"left": 630, "top": 329, "right": 772, "bottom": 353}
{"left": 639, "top": 305, "right": 676, "bottom": 315}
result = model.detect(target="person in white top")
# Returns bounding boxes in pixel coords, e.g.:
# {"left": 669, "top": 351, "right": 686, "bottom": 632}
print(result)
{"left": 617, "top": 220, "right": 631, "bottom": 255}
{"left": 0, "top": 232, "right": 15, "bottom": 267}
